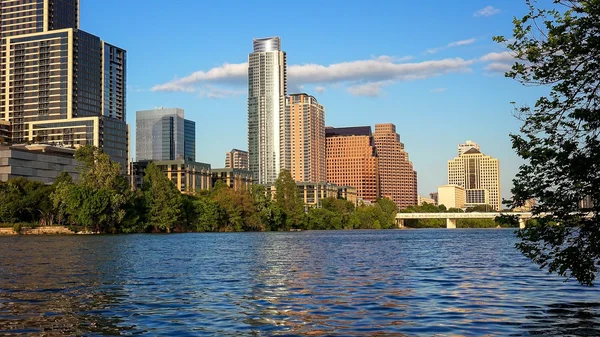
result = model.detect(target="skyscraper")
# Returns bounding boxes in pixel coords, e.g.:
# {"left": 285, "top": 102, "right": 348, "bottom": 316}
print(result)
{"left": 247, "top": 36, "right": 288, "bottom": 184}
{"left": 287, "top": 93, "right": 325, "bottom": 183}
{"left": 373, "top": 123, "right": 417, "bottom": 208}
{"left": 225, "top": 149, "right": 249, "bottom": 170}
{"left": 448, "top": 144, "right": 501, "bottom": 210}
{"left": 458, "top": 140, "right": 480, "bottom": 156}
{"left": 326, "top": 126, "right": 379, "bottom": 203}
{"left": 0, "top": 0, "right": 128, "bottom": 167}
{"left": 136, "top": 108, "right": 195, "bottom": 161}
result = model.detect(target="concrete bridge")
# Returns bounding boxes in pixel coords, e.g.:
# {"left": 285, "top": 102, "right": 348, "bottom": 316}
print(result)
{"left": 395, "top": 212, "right": 533, "bottom": 229}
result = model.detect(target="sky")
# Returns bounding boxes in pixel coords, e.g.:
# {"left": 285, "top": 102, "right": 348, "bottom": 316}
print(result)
{"left": 81, "top": 0, "right": 549, "bottom": 202}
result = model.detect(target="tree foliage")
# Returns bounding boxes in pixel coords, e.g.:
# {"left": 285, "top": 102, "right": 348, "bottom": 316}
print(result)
{"left": 495, "top": 0, "right": 600, "bottom": 285}
{"left": 142, "top": 162, "right": 182, "bottom": 233}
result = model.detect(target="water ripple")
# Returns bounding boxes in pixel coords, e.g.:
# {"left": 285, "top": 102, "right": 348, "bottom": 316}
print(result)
{"left": 1, "top": 230, "right": 599, "bottom": 336}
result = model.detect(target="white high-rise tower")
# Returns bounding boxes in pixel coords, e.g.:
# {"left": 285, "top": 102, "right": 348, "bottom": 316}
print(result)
{"left": 247, "top": 37, "right": 288, "bottom": 184}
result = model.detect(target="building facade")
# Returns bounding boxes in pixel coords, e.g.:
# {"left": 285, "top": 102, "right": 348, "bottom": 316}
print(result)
{"left": 373, "top": 123, "right": 417, "bottom": 208}
{"left": 225, "top": 149, "right": 249, "bottom": 170}
{"left": 247, "top": 37, "right": 288, "bottom": 184}
{"left": 0, "top": 145, "right": 80, "bottom": 183}
{"left": 448, "top": 146, "right": 501, "bottom": 210}
{"left": 458, "top": 140, "right": 480, "bottom": 156}
{"left": 296, "top": 182, "right": 339, "bottom": 208}
{"left": 0, "top": 0, "right": 128, "bottom": 168}
{"left": 133, "top": 160, "right": 211, "bottom": 193}
{"left": 418, "top": 195, "right": 436, "bottom": 206}
{"left": 287, "top": 93, "right": 325, "bottom": 183}
{"left": 211, "top": 168, "right": 252, "bottom": 191}
{"left": 437, "top": 184, "right": 466, "bottom": 209}
{"left": 325, "top": 126, "right": 379, "bottom": 203}
{"left": 136, "top": 108, "right": 195, "bottom": 162}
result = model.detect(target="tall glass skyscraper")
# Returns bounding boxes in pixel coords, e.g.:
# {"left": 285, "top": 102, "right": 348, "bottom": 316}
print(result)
{"left": 0, "top": 0, "right": 128, "bottom": 168}
{"left": 136, "top": 108, "right": 195, "bottom": 162}
{"left": 247, "top": 37, "right": 288, "bottom": 184}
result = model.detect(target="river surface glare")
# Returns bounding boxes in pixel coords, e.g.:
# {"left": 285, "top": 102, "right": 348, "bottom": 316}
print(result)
{"left": 1, "top": 229, "right": 599, "bottom": 336}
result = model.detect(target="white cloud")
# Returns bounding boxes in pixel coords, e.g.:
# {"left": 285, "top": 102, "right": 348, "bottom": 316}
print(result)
{"left": 153, "top": 56, "right": 473, "bottom": 97}
{"left": 428, "top": 38, "right": 476, "bottom": 54}
{"left": 480, "top": 51, "right": 515, "bottom": 73}
{"left": 315, "top": 86, "right": 326, "bottom": 94}
{"left": 198, "top": 86, "right": 245, "bottom": 99}
{"left": 474, "top": 6, "right": 501, "bottom": 17}
{"left": 480, "top": 51, "right": 514, "bottom": 62}
{"left": 347, "top": 81, "right": 391, "bottom": 97}
{"left": 485, "top": 62, "right": 513, "bottom": 73}
{"left": 151, "top": 62, "right": 247, "bottom": 92}
{"left": 430, "top": 88, "right": 447, "bottom": 93}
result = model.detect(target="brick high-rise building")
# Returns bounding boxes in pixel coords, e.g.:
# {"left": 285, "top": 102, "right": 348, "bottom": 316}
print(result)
{"left": 0, "top": 0, "right": 128, "bottom": 168}
{"left": 325, "top": 126, "right": 379, "bottom": 203}
{"left": 373, "top": 123, "right": 417, "bottom": 208}
{"left": 225, "top": 149, "right": 249, "bottom": 170}
{"left": 287, "top": 93, "right": 325, "bottom": 183}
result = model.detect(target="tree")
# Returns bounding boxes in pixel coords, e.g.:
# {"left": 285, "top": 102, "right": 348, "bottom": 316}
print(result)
{"left": 274, "top": 170, "right": 303, "bottom": 230}
{"left": 495, "top": 0, "right": 600, "bottom": 285}
{"left": 142, "top": 162, "right": 182, "bottom": 233}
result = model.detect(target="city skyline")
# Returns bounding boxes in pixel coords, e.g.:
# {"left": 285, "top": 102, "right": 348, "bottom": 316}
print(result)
{"left": 81, "top": 0, "right": 540, "bottom": 200}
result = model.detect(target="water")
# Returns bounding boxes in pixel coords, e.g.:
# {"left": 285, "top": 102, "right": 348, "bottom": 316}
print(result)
{"left": 0, "top": 229, "right": 599, "bottom": 336}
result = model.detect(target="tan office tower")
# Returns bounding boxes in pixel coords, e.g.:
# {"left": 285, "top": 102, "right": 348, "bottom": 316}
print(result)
{"left": 287, "top": 93, "right": 325, "bottom": 183}
{"left": 247, "top": 37, "right": 288, "bottom": 184}
{"left": 0, "top": 0, "right": 128, "bottom": 168}
{"left": 326, "top": 127, "right": 379, "bottom": 203}
{"left": 448, "top": 145, "right": 501, "bottom": 210}
{"left": 225, "top": 149, "right": 249, "bottom": 170}
{"left": 373, "top": 123, "right": 417, "bottom": 208}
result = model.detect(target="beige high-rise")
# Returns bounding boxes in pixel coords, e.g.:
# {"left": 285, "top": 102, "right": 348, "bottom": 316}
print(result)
{"left": 287, "top": 93, "right": 325, "bottom": 183}
{"left": 326, "top": 126, "right": 379, "bottom": 203}
{"left": 225, "top": 149, "right": 249, "bottom": 170}
{"left": 448, "top": 144, "right": 501, "bottom": 210}
{"left": 373, "top": 123, "right": 417, "bottom": 208}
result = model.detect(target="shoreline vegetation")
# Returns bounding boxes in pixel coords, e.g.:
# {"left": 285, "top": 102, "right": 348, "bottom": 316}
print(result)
{"left": 0, "top": 145, "right": 516, "bottom": 235}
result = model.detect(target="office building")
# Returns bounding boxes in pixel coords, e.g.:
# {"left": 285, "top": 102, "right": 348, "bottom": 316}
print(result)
{"left": 429, "top": 192, "right": 439, "bottom": 205}
{"left": 247, "top": 36, "right": 288, "bottom": 184}
{"left": 133, "top": 160, "right": 211, "bottom": 193}
{"left": 325, "top": 126, "right": 379, "bottom": 203}
{"left": 418, "top": 195, "right": 436, "bottom": 206}
{"left": 0, "top": 0, "right": 128, "bottom": 168}
{"left": 296, "top": 182, "right": 339, "bottom": 208}
{"left": 448, "top": 144, "right": 501, "bottom": 210}
{"left": 465, "top": 189, "right": 490, "bottom": 209}
{"left": 287, "top": 93, "right": 325, "bottom": 183}
{"left": 225, "top": 149, "right": 249, "bottom": 170}
{"left": 458, "top": 140, "right": 480, "bottom": 156}
{"left": 373, "top": 123, "right": 417, "bottom": 208}
{"left": 437, "top": 184, "right": 466, "bottom": 209}
{"left": 136, "top": 108, "right": 195, "bottom": 161}
{"left": 211, "top": 168, "right": 253, "bottom": 191}
{"left": 0, "top": 144, "right": 80, "bottom": 183}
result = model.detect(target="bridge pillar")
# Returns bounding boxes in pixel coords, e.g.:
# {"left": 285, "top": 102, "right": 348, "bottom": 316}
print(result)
{"left": 446, "top": 218, "right": 457, "bottom": 229}
{"left": 519, "top": 217, "right": 526, "bottom": 229}
{"left": 396, "top": 219, "right": 405, "bottom": 228}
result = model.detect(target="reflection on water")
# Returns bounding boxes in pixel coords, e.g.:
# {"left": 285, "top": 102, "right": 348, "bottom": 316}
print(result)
{"left": 1, "top": 230, "right": 599, "bottom": 336}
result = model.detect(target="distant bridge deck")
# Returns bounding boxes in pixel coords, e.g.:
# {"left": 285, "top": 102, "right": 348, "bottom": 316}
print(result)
{"left": 395, "top": 212, "right": 533, "bottom": 229}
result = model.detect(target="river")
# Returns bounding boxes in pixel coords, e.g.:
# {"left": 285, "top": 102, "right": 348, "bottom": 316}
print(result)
{"left": 1, "top": 229, "right": 599, "bottom": 336}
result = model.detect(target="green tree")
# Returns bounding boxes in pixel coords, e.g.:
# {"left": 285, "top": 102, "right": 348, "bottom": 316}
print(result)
{"left": 142, "top": 162, "right": 182, "bottom": 233}
{"left": 274, "top": 170, "right": 303, "bottom": 230}
{"left": 495, "top": 0, "right": 600, "bottom": 285}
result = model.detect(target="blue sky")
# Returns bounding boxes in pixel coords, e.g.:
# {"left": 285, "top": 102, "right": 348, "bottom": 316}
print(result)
{"left": 81, "top": 0, "right": 547, "bottom": 201}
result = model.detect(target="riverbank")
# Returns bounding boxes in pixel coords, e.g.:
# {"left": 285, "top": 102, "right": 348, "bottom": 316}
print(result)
{"left": 0, "top": 226, "right": 76, "bottom": 235}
